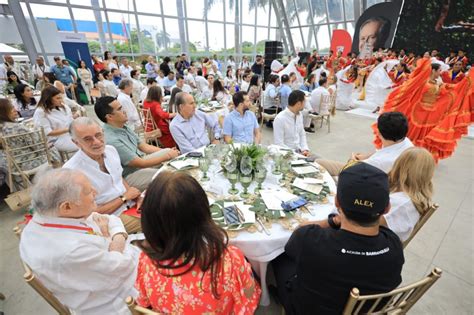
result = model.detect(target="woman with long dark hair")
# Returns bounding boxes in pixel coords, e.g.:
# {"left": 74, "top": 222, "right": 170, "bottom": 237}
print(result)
{"left": 13, "top": 84, "right": 37, "bottom": 118}
{"left": 212, "top": 79, "right": 229, "bottom": 102}
{"left": 143, "top": 85, "right": 177, "bottom": 148}
{"left": 247, "top": 74, "right": 261, "bottom": 103}
{"left": 33, "top": 85, "right": 77, "bottom": 152}
{"left": 135, "top": 171, "right": 261, "bottom": 313}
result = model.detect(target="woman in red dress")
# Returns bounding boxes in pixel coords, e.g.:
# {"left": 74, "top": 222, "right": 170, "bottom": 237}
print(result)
{"left": 135, "top": 171, "right": 261, "bottom": 314}
{"left": 142, "top": 85, "right": 177, "bottom": 148}
{"left": 373, "top": 58, "right": 473, "bottom": 161}
{"left": 441, "top": 60, "right": 465, "bottom": 84}
{"left": 387, "top": 62, "right": 409, "bottom": 88}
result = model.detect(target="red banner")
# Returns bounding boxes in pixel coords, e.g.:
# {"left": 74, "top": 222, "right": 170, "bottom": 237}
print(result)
{"left": 330, "top": 29, "right": 353, "bottom": 56}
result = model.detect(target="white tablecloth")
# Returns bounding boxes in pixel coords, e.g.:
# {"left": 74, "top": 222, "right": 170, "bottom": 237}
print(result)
{"left": 157, "top": 149, "right": 336, "bottom": 306}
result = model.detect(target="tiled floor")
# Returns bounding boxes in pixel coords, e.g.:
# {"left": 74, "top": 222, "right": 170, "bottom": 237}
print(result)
{"left": 0, "top": 111, "right": 472, "bottom": 314}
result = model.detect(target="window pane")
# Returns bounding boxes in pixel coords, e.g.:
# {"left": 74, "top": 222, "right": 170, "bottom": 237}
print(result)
{"left": 135, "top": 0, "right": 161, "bottom": 14}
{"left": 255, "top": 2, "right": 269, "bottom": 27}
{"left": 208, "top": 22, "right": 225, "bottom": 52}
{"left": 29, "top": 4, "right": 72, "bottom": 30}
{"left": 102, "top": 0, "right": 133, "bottom": 11}
{"left": 138, "top": 15, "right": 162, "bottom": 54}
{"left": 207, "top": 0, "right": 224, "bottom": 22}
{"left": 316, "top": 24, "right": 330, "bottom": 53}
{"left": 225, "top": 23, "right": 236, "bottom": 53}
{"left": 367, "top": 0, "right": 385, "bottom": 9}
{"left": 328, "top": 0, "right": 344, "bottom": 22}
{"left": 162, "top": 0, "right": 177, "bottom": 16}
{"left": 268, "top": 3, "right": 277, "bottom": 27}
{"left": 344, "top": 0, "right": 354, "bottom": 20}
{"left": 311, "top": 0, "right": 328, "bottom": 24}
{"left": 242, "top": 25, "right": 255, "bottom": 54}
{"left": 187, "top": 0, "right": 205, "bottom": 19}
{"left": 241, "top": 0, "right": 255, "bottom": 25}
{"left": 162, "top": 18, "right": 180, "bottom": 52}
{"left": 290, "top": 28, "right": 304, "bottom": 51}
{"left": 187, "top": 20, "right": 207, "bottom": 53}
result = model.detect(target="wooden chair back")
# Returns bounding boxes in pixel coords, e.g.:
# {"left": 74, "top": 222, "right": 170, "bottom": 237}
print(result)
{"left": 403, "top": 203, "right": 439, "bottom": 248}
{"left": 318, "top": 94, "right": 332, "bottom": 116}
{"left": 342, "top": 268, "right": 442, "bottom": 315}
{"left": 125, "top": 296, "right": 160, "bottom": 315}
{"left": 137, "top": 107, "right": 162, "bottom": 145}
{"left": 13, "top": 227, "right": 72, "bottom": 315}
{"left": 329, "top": 91, "right": 337, "bottom": 116}
{"left": 1, "top": 128, "right": 52, "bottom": 191}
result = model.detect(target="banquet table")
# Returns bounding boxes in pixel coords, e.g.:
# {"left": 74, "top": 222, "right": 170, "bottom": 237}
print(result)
{"left": 154, "top": 145, "right": 337, "bottom": 306}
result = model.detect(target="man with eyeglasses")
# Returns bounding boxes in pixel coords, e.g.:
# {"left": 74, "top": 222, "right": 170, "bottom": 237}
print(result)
{"left": 63, "top": 117, "right": 143, "bottom": 233}
{"left": 94, "top": 96, "right": 180, "bottom": 192}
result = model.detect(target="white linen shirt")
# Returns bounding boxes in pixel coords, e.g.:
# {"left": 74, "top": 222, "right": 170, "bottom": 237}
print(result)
{"left": 310, "top": 86, "right": 330, "bottom": 113}
{"left": 364, "top": 137, "right": 414, "bottom": 173}
{"left": 19, "top": 212, "right": 139, "bottom": 315}
{"left": 119, "top": 64, "right": 133, "bottom": 78}
{"left": 171, "top": 83, "right": 193, "bottom": 94}
{"left": 63, "top": 145, "right": 128, "bottom": 216}
{"left": 104, "top": 79, "right": 118, "bottom": 97}
{"left": 273, "top": 108, "right": 309, "bottom": 151}
{"left": 384, "top": 192, "right": 420, "bottom": 242}
{"left": 117, "top": 91, "right": 141, "bottom": 129}
{"left": 33, "top": 106, "right": 77, "bottom": 152}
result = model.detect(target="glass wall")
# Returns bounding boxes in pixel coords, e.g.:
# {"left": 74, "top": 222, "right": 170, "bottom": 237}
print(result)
{"left": 12, "top": 0, "right": 389, "bottom": 61}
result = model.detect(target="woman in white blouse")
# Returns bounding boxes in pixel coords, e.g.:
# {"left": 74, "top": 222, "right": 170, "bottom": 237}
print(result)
{"left": 380, "top": 147, "right": 435, "bottom": 242}
{"left": 33, "top": 85, "right": 78, "bottom": 152}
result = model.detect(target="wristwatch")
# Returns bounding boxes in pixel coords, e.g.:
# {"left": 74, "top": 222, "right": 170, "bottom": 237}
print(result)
{"left": 119, "top": 195, "right": 127, "bottom": 203}
{"left": 327, "top": 213, "right": 340, "bottom": 230}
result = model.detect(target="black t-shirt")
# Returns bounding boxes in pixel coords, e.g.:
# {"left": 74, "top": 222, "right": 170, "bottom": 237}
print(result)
{"left": 285, "top": 225, "right": 404, "bottom": 315}
{"left": 251, "top": 62, "right": 263, "bottom": 75}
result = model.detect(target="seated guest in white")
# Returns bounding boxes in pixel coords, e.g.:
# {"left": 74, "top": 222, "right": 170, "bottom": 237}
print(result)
{"left": 140, "top": 78, "right": 157, "bottom": 102}
{"left": 184, "top": 65, "right": 196, "bottom": 88}
{"left": 195, "top": 69, "right": 209, "bottom": 96}
{"left": 310, "top": 77, "right": 330, "bottom": 114}
{"left": 279, "top": 74, "right": 292, "bottom": 110}
{"left": 223, "top": 91, "right": 261, "bottom": 144}
{"left": 162, "top": 71, "right": 176, "bottom": 95}
{"left": 131, "top": 69, "right": 144, "bottom": 105}
{"left": 53, "top": 80, "right": 86, "bottom": 116}
{"left": 273, "top": 162, "right": 403, "bottom": 314}
{"left": 117, "top": 79, "right": 141, "bottom": 130}
{"left": 34, "top": 85, "right": 78, "bottom": 152}
{"left": 201, "top": 74, "right": 215, "bottom": 100}
{"left": 240, "top": 73, "right": 251, "bottom": 92}
{"left": 263, "top": 74, "right": 281, "bottom": 127}
{"left": 170, "top": 92, "right": 221, "bottom": 153}
{"left": 95, "top": 96, "right": 180, "bottom": 191}
{"left": 13, "top": 83, "right": 37, "bottom": 118}
{"left": 170, "top": 74, "right": 193, "bottom": 94}
{"left": 317, "top": 112, "right": 413, "bottom": 176}
{"left": 273, "top": 90, "right": 311, "bottom": 156}
{"left": 119, "top": 57, "right": 133, "bottom": 78}
{"left": 102, "top": 70, "right": 118, "bottom": 97}
{"left": 64, "top": 117, "right": 142, "bottom": 234}
{"left": 19, "top": 168, "right": 139, "bottom": 315}
{"left": 381, "top": 147, "right": 435, "bottom": 242}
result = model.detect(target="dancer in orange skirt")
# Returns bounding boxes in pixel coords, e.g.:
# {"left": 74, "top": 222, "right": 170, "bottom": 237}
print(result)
{"left": 373, "top": 57, "right": 473, "bottom": 162}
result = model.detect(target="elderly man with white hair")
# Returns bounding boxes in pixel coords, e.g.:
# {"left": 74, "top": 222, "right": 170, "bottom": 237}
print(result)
{"left": 19, "top": 168, "right": 139, "bottom": 315}
{"left": 117, "top": 79, "right": 141, "bottom": 130}
{"left": 64, "top": 117, "right": 142, "bottom": 233}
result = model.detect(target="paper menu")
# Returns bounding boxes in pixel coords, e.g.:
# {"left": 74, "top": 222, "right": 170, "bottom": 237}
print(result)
{"left": 259, "top": 189, "right": 298, "bottom": 211}
{"left": 223, "top": 202, "right": 255, "bottom": 223}
{"left": 292, "top": 165, "right": 319, "bottom": 175}
{"left": 292, "top": 177, "right": 323, "bottom": 195}
{"left": 291, "top": 160, "right": 307, "bottom": 166}
{"left": 169, "top": 159, "right": 199, "bottom": 170}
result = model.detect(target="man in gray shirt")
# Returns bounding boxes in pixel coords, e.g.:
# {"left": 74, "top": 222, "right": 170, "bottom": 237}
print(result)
{"left": 170, "top": 92, "right": 221, "bottom": 153}
{"left": 95, "top": 96, "right": 180, "bottom": 191}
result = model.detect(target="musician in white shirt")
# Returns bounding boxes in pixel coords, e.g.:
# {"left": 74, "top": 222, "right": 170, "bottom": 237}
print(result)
{"left": 19, "top": 168, "right": 139, "bottom": 315}
{"left": 273, "top": 90, "right": 310, "bottom": 156}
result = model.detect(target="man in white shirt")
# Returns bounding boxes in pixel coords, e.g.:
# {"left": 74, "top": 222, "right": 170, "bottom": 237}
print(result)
{"left": 184, "top": 65, "right": 197, "bottom": 88}
{"left": 263, "top": 74, "right": 281, "bottom": 127}
{"left": 240, "top": 73, "right": 251, "bottom": 92}
{"left": 171, "top": 74, "right": 193, "bottom": 94}
{"left": 317, "top": 112, "right": 413, "bottom": 175}
{"left": 119, "top": 57, "right": 133, "bottom": 78}
{"left": 117, "top": 79, "right": 141, "bottom": 130}
{"left": 103, "top": 70, "right": 118, "bottom": 97}
{"left": 195, "top": 69, "right": 209, "bottom": 96}
{"left": 64, "top": 117, "right": 142, "bottom": 233}
{"left": 304, "top": 77, "right": 330, "bottom": 132}
{"left": 131, "top": 69, "right": 144, "bottom": 105}
{"left": 273, "top": 90, "right": 311, "bottom": 156}
{"left": 140, "top": 78, "right": 158, "bottom": 102}
{"left": 19, "top": 168, "right": 139, "bottom": 315}
{"left": 32, "top": 56, "right": 50, "bottom": 86}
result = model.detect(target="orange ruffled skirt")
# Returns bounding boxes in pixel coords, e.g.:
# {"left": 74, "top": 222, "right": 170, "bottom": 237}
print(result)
{"left": 373, "top": 58, "right": 473, "bottom": 162}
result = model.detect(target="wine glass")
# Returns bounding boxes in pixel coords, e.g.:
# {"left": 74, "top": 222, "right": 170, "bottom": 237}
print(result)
{"left": 272, "top": 153, "right": 282, "bottom": 175}
{"left": 224, "top": 153, "right": 238, "bottom": 195}
{"left": 204, "top": 146, "right": 214, "bottom": 161}
{"left": 199, "top": 157, "right": 210, "bottom": 181}
{"left": 254, "top": 160, "right": 267, "bottom": 194}
{"left": 240, "top": 155, "right": 253, "bottom": 198}
{"left": 279, "top": 158, "right": 291, "bottom": 183}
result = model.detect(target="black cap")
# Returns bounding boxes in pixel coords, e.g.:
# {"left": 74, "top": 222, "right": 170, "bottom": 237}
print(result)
{"left": 337, "top": 162, "right": 389, "bottom": 218}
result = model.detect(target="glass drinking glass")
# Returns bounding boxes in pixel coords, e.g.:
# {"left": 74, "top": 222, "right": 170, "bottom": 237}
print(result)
{"left": 254, "top": 161, "right": 267, "bottom": 194}
{"left": 240, "top": 155, "right": 253, "bottom": 198}
{"left": 199, "top": 157, "right": 210, "bottom": 181}
{"left": 279, "top": 158, "right": 291, "bottom": 183}
{"left": 272, "top": 153, "right": 282, "bottom": 175}
{"left": 224, "top": 153, "right": 239, "bottom": 195}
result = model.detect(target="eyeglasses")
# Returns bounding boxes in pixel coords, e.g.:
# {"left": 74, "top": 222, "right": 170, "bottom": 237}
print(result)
{"left": 81, "top": 132, "right": 104, "bottom": 145}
